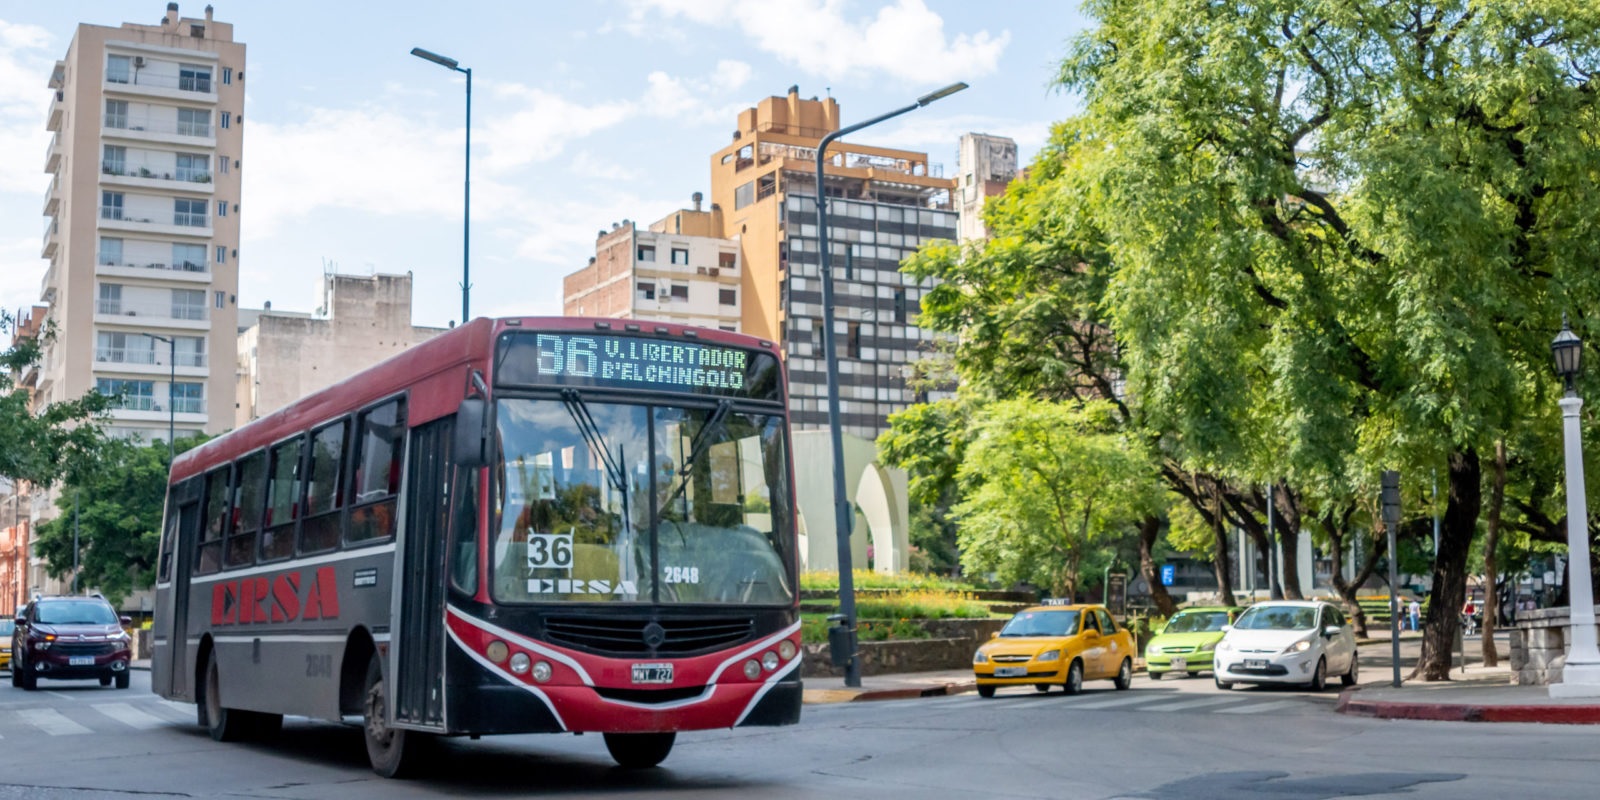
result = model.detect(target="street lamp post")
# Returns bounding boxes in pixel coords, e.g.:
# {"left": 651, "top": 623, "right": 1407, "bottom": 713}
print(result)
{"left": 815, "top": 81, "right": 967, "bottom": 688}
{"left": 410, "top": 46, "right": 472, "bottom": 324}
{"left": 1550, "top": 316, "right": 1600, "bottom": 697}
{"left": 143, "top": 333, "right": 176, "bottom": 465}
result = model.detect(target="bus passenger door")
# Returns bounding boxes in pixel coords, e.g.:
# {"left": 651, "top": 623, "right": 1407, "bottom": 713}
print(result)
{"left": 156, "top": 478, "right": 203, "bottom": 699}
{"left": 394, "top": 419, "right": 451, "bottom": 729}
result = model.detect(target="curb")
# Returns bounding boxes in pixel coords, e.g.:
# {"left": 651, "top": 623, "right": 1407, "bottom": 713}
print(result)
{"left": 1335, "top": 687, "right": 1600, "bottom": 725}
{"left": 805, "top": 680, "right": 975, "bottom": 704}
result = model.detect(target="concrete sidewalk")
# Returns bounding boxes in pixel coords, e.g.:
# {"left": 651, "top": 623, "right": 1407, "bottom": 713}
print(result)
{"left": 803, "top": 669, "right": 976, "bottom": 704}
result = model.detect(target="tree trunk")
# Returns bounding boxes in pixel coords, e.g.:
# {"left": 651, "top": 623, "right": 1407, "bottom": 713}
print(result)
{"left": 1273, "top": 482, "right": 1304, "bottom": 600}
{"left": 1210, "top": 482, "right": 1237, "bottom": 606}
{"left": 1324, "top": 509, "right": 1384, "bottom": 639}
{"left": 1482, "top": 440, "right": 1506, "bottom": 667}
{"left": 1137, "top": 514, "right": 1177, "bottom": 617}
{"left": 1415, "top": 449, "right": 1482, "bottom": 681}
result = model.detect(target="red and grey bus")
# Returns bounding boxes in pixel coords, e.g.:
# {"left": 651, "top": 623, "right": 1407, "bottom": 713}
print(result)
{"left": 151, "top": 317, "right": 802, "bottom": 776}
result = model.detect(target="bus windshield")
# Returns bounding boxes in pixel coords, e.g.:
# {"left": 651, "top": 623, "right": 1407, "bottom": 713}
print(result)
{"left": 492, "top": 397, "right": 794, "bottom": 606}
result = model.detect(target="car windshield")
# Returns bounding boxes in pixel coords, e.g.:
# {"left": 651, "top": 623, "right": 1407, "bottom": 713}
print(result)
{"left": 1000, "top": 610, "right": 1080, "bottom": 637}
{"left": 1165, "top": 611, "right": 1230, "bottom": 633}
{"left": 0, "top": 619, "right": 12, "bottom": 636}
{"left": 1234, "top": 606, "right": 1317, "bottom": 631}
{"left": 35, "top": 601, "right": 118, "bottom": 625}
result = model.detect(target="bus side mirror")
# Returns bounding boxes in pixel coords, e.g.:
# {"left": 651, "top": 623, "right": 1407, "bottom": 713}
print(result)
{"left": 452, "top": 397, "right": 488, "bottom": 468}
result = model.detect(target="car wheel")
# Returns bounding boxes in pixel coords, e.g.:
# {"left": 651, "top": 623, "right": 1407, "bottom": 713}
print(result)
{"left": 1341, "top": 654, "right": 1359, "bottom": 687}
{"left": 1149, "top": 670, "right": 1163, "bottom": 681}
{"left": 1307, "top": 657, "right": 1327, "bottom": 692}
{"left": 1113, "top": 658, "right": 1132, "bottom": 690}
{"left": 1034, "top": 683, "right": 1051, "bottom": 693}
{"left": 17, "top": 661, "right": 34, "bottom": 691}
{"left": 115, "top": 671, "right": 131, "bottom": 690}
{"left": 1215, "top": 674, "right": 1233, "bottom": 691}
{"left": 1064, "top": 660, "right": 1084, "bottom": 695}
{"left": 9, "top": 662, "right": 19, "bottom": 688}
{"left": 604, "top": 732, "right": 676, "bottom": 769}
{"left": 100, "top": 675, "right": 112, "bottom": 687}
{"left": 977, "top": 684, "right": 996, "bottom": 698}
{"left": 364, "top": 654, "right": 430, "bottom": 778}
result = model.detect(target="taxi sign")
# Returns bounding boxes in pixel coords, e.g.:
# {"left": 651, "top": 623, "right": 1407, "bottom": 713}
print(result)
{"left": 1041, "top": 598, "right": 1075, "bottom": 606}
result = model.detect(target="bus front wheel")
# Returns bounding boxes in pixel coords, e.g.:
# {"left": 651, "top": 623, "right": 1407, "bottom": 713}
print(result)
{"left": 363, "top": 655, "right": 428, "bottom": 778}
{"left": 604, "top": 732, "right": 676, "bottom": 769}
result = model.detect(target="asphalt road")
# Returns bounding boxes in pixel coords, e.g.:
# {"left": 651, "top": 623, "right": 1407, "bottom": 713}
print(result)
{"left": 0, "top": 669, "right": 1594, "bottom": 799}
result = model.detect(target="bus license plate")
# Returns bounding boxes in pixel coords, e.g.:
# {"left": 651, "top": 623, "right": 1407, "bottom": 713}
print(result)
{"left": 69, "top": 656, "right": 95, "bottom": 666}
{"left": 632, "top": 663, "right": 673, "bottom": 684}
{"left": 993, "top": 667, "right": 1026, "bottom": 678}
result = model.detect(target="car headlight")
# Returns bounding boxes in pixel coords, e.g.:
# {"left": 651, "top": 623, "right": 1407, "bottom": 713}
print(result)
{"left": 1216, "top": 640, "right": 1232, "bottom": 652}
{"left": 1199, "top": 641, "right": 1216, "bottom": 652}
{"left": 1286, "top": 640, "right": 1312, "bottom": 653}
{"left": 973, "top": 650, "right": 989, "bottom": 664}
{"left": 1036, "top": 649, "right": 1061, "bottom": 663}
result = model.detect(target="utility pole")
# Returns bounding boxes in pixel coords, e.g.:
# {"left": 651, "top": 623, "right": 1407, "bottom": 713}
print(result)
{"left": 1382, "top": 471, "right": 1402, "bottom": 687}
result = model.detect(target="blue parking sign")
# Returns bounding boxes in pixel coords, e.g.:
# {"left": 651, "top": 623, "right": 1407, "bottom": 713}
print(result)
{"left": 1160, "top": 564, "right": 1175, "bottom": 586}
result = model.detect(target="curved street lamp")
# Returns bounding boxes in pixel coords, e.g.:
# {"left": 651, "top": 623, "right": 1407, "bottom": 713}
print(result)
{"left": 815, "top": 82, "right": 967, "bottom": 687}
{"left": 1550, "top": 315, "right": 1600, "bottom": 697}
{"left": 410, "top": 47, "right": 472, "bottom": 324}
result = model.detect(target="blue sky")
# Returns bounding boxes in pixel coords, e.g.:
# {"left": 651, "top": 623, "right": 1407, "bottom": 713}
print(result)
{"left": 1, "top": 1, "right": 1090, "bottom": 329}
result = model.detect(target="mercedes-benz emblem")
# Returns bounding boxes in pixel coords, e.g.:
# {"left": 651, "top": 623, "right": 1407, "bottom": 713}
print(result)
{"left": 642, "top": 622, "right": 666, "bottom": 649}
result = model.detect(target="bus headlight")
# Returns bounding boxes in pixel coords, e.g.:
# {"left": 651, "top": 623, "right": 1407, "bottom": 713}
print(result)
{"left": 762, "top": 651, "right": 780, "bottom": 672}
{"left": 778, "top": 639, "right": 797, "bottom": 661}
{"left": 509, "top": 652, "right": 530, "bottom": 674}
{"left": 532, "top": 661, "right": 552, "bottom": 683}
{"left": 486, "top": 640, "right": 509, "bottom": 663}
{"left": 743, "top": 659, "right": 761, "bottom": 680}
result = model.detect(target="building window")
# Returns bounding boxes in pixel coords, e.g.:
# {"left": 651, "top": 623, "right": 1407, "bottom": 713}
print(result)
{"left": 719, "top": 288, "right": 737, "bottom": 306}
{"left": 177, "top": 108, "right": 210, "bottom": 136}
{"left": 719, "top": 325, "right": 737, "bottom": 332}
{"left": 174, "top": 198, "right": 207, "bottom": 227}
{"left": 174, "top": 243, "right": 205, "bottom": 272}
{"left": 217, "top": 154, "right": 229, "bottom": 173}
{"left": 637, "top": 244, "right": 655, "bottom": 262}
{"left": 636, "top": 282, "right": 656, "bottom": 301}
{"left": 98, "top": 237, "right": 123, "bottom": 267}
{"left": 734, "top": 181, "right": 755, "bottom": 210}
{"left": 105, "top": 99, "right": 128, "bottom": 129}
{"left": 179, "top": 64, "right": 212, "bottom": 93}
{"left": 222, "top": 67, "right": 232, "bottom": 84}
{"left": 217, "top": 200, "right": 227, "bottom": 217}
{"left": 669, "top": 283, "right": 689, "bottom": 301}
{"left": 847, "top": 322, "right": 862, "bottom": 359}
{"left": 176, "top": 153, "right": 209, "bottom": 183}
{"left": 671, "top": 248, "right": 689, "bottom": 265}
{"left": 216, "top": 246, "right": 227, "bottom": 264}
{"left": 894, "top": 288, "right": 907, "bottom": 323}
{"left": 190, "top": 24, "right": 205, "bottom": 38}
{"left": 215, "top": 290, "right": 227, "bottom": 308}
{"left": 719, "top": 252, "right": 736, "bottom": 270}
{"left": 220, "top": 111, "right": 231, "bottom": 129}
{"left": 102, "top": 144, "right": 126, "bottom": 175}
{"left": 107, "top": 55, "right": 131, "bottom": 84}
{"left": 96, "top": 378, "right": 155, "bottom": 410}
{"left": 98, "top": 283, "right": 122, "bottom": 314}
{"left": 99, "top": 191, "right": 122, "bottom": 220}
{"left": 176, "top": 336, "right": 206, "bottom": 367}
{"left": 172, "top": 288, "right": 206, "bottom": 320}
{"left": 172, "top": 382, "right": 205, "bottom": 414}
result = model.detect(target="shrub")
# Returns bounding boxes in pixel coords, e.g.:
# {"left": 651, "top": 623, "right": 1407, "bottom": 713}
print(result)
{"left": 800, "top": 570, "right": 984, "bottom": 593}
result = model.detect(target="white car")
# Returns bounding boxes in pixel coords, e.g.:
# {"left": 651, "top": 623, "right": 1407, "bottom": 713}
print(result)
{"left": 1213, "top": 601, "right": 1358, "bottom": 691}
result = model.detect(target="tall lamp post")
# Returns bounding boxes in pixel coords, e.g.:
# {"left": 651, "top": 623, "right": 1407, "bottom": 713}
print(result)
{"left": 143, "top": 333, "right": 176, "bottom": 465}
{"left": 410, "top": 46, "right": 472, "bottom": 324}
{"left": 1550, "top": 316, "right": 1600, "bottom": 697}
{"left": 815, "top": 81, "right": 967, "bottom": 687}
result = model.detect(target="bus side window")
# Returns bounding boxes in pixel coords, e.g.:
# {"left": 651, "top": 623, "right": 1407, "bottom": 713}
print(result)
{"left": 194, "top": 467, "right": 229, "bottom": 575}
{"left": 349, "top": 398, "right": 406, "bottom": 544}
{"left": 298, "top": 419, "right": 348, "bottom": 554}
{"left": 261, "top": 436, "right": 302, "bottom": 561}
{"left": 449, "top": 465, "right": 480, "bottom": 595}
{"left": 157, "top": 495, "right": 178, "bottom": 581}
{"left": 225, "top": 451, "right": 266, "bottom": 568}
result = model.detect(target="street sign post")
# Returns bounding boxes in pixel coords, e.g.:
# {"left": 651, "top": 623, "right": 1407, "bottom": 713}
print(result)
{"left": 1160, "top": 564, "right": 1176, "bottom": 587}
{"left": 1382, "top": 471, "right": 1402, "bottom": 688}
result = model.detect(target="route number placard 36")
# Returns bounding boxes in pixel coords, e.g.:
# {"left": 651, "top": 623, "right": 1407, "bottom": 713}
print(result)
{"left": 526, "top": 533, "right": 574, "bottom": 570}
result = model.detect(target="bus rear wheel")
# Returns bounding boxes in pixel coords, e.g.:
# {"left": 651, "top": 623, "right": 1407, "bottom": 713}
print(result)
{"left": 201, "top": 650, "right": 249, "bottom": 741}
{"left": 604, "top": 732, "right": 676, "bottom": 769}
{"left": 363, "top": 655, "right": 428, "bottom": 778}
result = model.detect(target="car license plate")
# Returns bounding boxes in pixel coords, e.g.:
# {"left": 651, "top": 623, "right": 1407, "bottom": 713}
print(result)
{"left": 1170, "top": 657, "right": 1187, "bottom": 671}
{"left": 631, "top": 663, "right": 673, "bottom": 684}
{"left": 1244, "top": 659, "right": 1268, "bottom": 670}
{"left": 69, "top": 656, "right": 95, "bottom": 666}
{"left": 993, "top": 666, "right": 1027, "bottom": 678}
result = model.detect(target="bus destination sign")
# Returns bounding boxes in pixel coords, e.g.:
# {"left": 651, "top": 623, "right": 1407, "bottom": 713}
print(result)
{"left": 497, "top": 332, "right": 781, "bottom": 400}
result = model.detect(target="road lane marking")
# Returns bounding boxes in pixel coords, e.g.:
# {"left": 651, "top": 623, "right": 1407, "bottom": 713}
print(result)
{"left": 92, "top": 702, "right": 168, "bottom": 730}
{"left": 1215, "top": 698, "right": 1309, "bottom": 714}
{"left": 1068, "top": 694, "right": 1170, "bottom": 710}
{"left": 1137, "top": 695, "right": 1244, "bottom": 712}
{"left": 17, "top": 708, "right": 92, "bottom": 736}
{"left": 44, "top": 691, "right": 75, "bottom": 702}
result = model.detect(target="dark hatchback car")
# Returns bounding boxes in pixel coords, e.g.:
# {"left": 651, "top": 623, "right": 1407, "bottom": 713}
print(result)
{"left": 11, "top": 596, "right": 133, "bottom": 690}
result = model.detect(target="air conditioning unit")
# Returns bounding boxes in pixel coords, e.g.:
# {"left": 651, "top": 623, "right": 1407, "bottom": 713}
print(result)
{"left": 697, "top": 267, "right": 707, "bottom": 275}
{"left": 133, "top": 56, "right": 146, "bottom": 68}
{"left": 709, "top": 268, "right": 720, "bottom": 277}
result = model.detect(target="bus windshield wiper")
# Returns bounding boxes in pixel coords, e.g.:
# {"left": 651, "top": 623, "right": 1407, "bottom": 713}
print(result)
{"left": 560, "top": 389, "right": 626, "bottom": 494}
{"left": 660, "top": 400, "right": 733, "bottom": 516}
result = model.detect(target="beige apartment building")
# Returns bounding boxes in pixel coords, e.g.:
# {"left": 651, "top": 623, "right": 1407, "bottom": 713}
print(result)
{"left": 563, "top": 194, "right": 743, "bottom": 331}
{"left": 237, "top": 272, "right": 447, "bottom": 425}
{"left": 37, "top": 3, "right": 245, "bottom": 442}
{"left": 955, "top": 133, "right": 1019, "bottom": 243}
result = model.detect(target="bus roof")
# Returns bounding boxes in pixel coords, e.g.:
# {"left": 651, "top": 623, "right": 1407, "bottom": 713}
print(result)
{"left": 170, "top": 316, "right": 780, "bottom": 484}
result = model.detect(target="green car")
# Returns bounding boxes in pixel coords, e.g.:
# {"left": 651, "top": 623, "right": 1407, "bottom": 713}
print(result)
{"left": 1144, "top": 606, "right": 1244, "bottom": 679}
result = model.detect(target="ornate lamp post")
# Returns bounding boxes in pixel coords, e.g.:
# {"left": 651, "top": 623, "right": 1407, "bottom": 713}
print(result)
{"left": 1550, "top": 316, "right": 1600, "bottom": 697}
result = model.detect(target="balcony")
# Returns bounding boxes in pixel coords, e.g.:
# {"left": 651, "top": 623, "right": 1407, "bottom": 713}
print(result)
{"left": 101, "top": 162, "right": 214, "bottom": 194}
{"left": 95, "top": 258, "right": 210, "bottom": 283}
{"left": 93, "top": 299, "right": 210, "bottom": 330}
{"left": 104, "top": 71, "right": 217, "bottom": 104}
{"left": 103, "top": 114, "right": 215, "bottom": 147}
{"left": 44, "top": 133, "right": 61, "bottom": 173}
{"left": 42, "top": 175, "right": 59, "bottom": 216}
{"left": 94, "top": 347, "right": 208, "bottom": 374}
{"left": 46, "top": 90, "right": 64, "bottom": 132}
{"left": 41, "top": 218, "right": 58, "bottom": 258}
{"left": 99, "top": 206, "right": 212, "bottom": 238}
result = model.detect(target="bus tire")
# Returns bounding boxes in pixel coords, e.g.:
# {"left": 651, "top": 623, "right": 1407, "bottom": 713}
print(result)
{"left": 604, "top": 732, "right": 675, "bottom": 769}
{"left": 201, "top": 649, "right": 249, "bottom": 742}
{"left": 364, "top": 655, "right": 427, "bottom": 778}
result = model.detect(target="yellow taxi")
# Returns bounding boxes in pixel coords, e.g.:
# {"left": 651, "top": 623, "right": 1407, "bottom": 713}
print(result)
{"left": 0, "top": 617, "right": 12, "bottom": 671}
{"left": 973, "top": 602, "right": 1136, "bottom": 697}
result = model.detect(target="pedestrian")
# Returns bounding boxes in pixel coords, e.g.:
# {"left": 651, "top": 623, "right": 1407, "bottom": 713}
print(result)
{"left": 1462, "top": 599, "right": 1477, "bottom": 635}
{"left": 1407, "top": 598, "right": 1420, "bottom": 632}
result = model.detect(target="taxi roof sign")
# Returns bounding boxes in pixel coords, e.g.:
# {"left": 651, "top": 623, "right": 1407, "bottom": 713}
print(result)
{"left": 1041, "top": 598, "right": 1076, "bottom": 606}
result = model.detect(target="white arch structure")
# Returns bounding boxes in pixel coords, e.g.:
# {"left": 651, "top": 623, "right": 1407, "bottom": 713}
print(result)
{"left": 790, "top": 430, "right": 909, "bottom": 574}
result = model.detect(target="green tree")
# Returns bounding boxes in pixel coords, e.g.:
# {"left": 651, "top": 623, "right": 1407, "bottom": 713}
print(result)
{"left": 34, "top": 435, "right": 208, "bottom": 606}
{"left": 953, "top": 399, "right": 1164, "bottom": 598}
{"left": 1061, "top": 0, "right": 1600, "bottom": 679}
{"left": 0, "top": 313, "right": 113, "bottom": 489}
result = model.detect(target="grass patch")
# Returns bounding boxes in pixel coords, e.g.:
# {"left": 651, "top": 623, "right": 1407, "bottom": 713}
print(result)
{"left": 800, "top": 570, "right": 985, "bottom": 592}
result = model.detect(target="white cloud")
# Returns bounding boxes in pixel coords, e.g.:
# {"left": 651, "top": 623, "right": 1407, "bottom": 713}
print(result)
{"left": 628, "top": 0, "right": 1008, "bottom": 84}
{"left": 480, "top": 84, "right": 634, "bottom": 172}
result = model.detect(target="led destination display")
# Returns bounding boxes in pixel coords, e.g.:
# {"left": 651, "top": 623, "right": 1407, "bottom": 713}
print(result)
{"left": 496, "top": 332, "right": 782, "bottom": 401}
